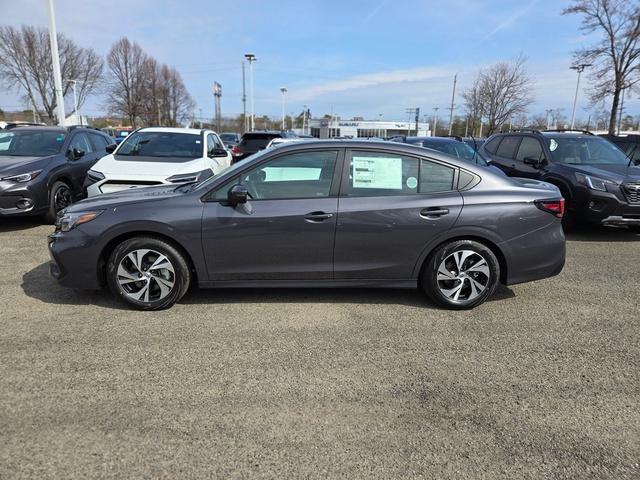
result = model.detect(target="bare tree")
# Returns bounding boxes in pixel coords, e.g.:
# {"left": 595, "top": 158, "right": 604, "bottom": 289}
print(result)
{"left": 563, "top": 0, "right": 640, "bottom": 135}
{"left": 159, "top": 65, "right": 194, "bottom": 127}
{"left": 0, "top": 25, "right": 103, "bottom": 124}
{"left": 105, "top": 37, "right": 147, "bottom": 127}
{"left": 462, "top": 85, "right": 483, "bottom": 136}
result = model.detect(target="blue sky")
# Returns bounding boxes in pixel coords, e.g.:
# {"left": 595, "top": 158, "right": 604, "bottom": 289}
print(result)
{"left": 2, "top": 0, "right": 637, "bottom": 123}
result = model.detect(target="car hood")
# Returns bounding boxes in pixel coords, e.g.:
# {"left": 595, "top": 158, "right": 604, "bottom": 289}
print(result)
{"left": 569, "top": 164, "right": 640, "bottom": 184}
{"left": 67, "top": 183, "right": 186, "bottom": 212}
{"left": 0, "top": 155, "right": 55, "bottom": 176}
{"left": 92, "top": 154, "right": 206, "bottom": 177}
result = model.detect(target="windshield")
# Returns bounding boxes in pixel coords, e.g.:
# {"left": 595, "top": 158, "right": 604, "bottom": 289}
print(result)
{"left": 116, "top": 131, "right": 202, "bottom": 161}
{"left": 547, "top": 136, "right": 630, "bottom": 165}
{"left": 419, "top": 140, "right": 488, "bottom": 166}
{"left": 219, "top": 133, "right": 237, "bottom": 142}
{"left": 0, "top": 130, "right": 65, "bottom": 157}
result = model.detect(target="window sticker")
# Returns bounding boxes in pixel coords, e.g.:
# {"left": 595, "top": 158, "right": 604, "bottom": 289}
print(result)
{"left": 406, "top": 176, "right": 418, "bottom": 189}
{"left": 352, "top": 156, "right": 402, "bottom": 189}
{"left": 195, "top": 140, "right": 201, "bottom": 144}
{"left": 56, "top": 135, "right": 65, "bottom": 142}
{"left": 549, "top": 139, "right": 558, "bottom": 151}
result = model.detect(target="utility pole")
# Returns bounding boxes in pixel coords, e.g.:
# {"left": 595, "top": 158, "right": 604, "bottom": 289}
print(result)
{"left": 302, "top": 105, "right": 307, "bottom": 135}
{"left": 241, "top": 62, "right": 247, "bottom": 132}
{"left": 433, "top": 107, "right": 440, "bottom": 136}
{"left": 448, "top": 74, "right": 457, "bottom": 135}
{"left": 244, "top": 54, "right": 256, "bottom": 131}
{"left": 570, "top": 63, "right": 591, "bottom": 129}
{"left": 405, "top": 108, "right": 416, "bottom": 136}
{"left": 46, "top": 0, "right": 65, "bottom": 126}
{"left": 464, "top": 116, "right": 469, "bottom": 137}
{"left": 70, "top": 79, "right": 79, "bottom": 125}
{"left": 199, "top": 108, "right": 203, "bottom": 128}
{"left": 415, "top": 107, "right": 420, "bottom": 135}
{"left": 280, "top": 87, "right": 287, "bottom": 130}
{"left": 213, "top": 82, "right": 222, "bottom": 131}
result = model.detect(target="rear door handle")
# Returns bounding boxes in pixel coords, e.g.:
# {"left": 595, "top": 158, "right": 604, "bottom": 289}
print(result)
{"left": 420, "top": 207, "right": 449, "bottom": 218}
{"left": 304, "top": 211, "right": 334, "bottom": 222}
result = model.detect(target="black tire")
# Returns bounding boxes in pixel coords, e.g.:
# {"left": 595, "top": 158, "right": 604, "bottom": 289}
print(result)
{"left": 106, "top": 237, "right": 191, "bottom": 311}
{"left": 44, "top": 180, "right": 72, "bottom": 224}
{"left": 421, "top": 239, "right": 500, "bottom": 310}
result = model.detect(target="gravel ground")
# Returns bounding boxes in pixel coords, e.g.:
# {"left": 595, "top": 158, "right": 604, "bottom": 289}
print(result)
{"left": 0, "top": 218, "right": 639, "bottom": 479}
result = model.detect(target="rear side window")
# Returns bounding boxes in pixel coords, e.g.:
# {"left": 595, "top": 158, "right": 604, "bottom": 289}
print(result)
{"left": 495, "top": 136, "right": 521, "bottom": 159}
{"left": 484, "top": 136, "right": 502, "bottom": 154}
{"left": 516, "top": 137, "right": 544, "bottom": 162}
{"left": 343, "top": 151, "right": 455, "bottom": 196}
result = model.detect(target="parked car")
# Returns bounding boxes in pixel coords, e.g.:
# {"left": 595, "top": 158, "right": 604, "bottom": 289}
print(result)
{"left": 219, "top": 132, "right": 241, "bottom": 147}
{"left": 480, "top": 129, "right": 640, "bottom": 230}
{"left": 101, "top": 127, "right": 133, "bottom": 144}
{"left": 0, "top": 125, "right": 114, "bottom": 222}
{"left": 398, "top": 136, "right": 505, "bottom": 175}
{"left": 599, "top": 133, "right": 640, "bottom": 165}
{"left": 85, "top": 127, "right": 232, "bottom": 197}
{"left": 50, "top": 140, "right": 565, "bottom": 311}
{"left": 265, "top": 137, "right": 309, "bottom": 148}
{"left": 231, "top": 131, "right": 291, "bottom": 161}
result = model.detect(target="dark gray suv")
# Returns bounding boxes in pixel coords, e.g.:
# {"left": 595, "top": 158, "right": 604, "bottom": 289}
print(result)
{"left": 49, "top": 140, "right": 565, "bottom": 310}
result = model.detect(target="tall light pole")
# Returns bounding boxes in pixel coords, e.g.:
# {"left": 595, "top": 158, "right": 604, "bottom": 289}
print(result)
{"left": 244, "top": 53, "right": 256, "bottom": 131}
{"left": 69, "top": 79, "right": 80, "bottom": 125}
{"left": 280, "top": 87, "right": 287, "bottom": 131}
{"left": 448, "top": 74, "right": 457, "bottom": 135}
{"left": 570, "top": 63, "right": 591, "bottom": 129}
{"left": 46, "top": 0, "right": 65, "bottom": 126}
{"left": 433, "top": 107, "right": 440, "bottom": 136}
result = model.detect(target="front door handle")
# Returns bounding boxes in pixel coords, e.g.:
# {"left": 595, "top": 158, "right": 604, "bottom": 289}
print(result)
{"left": 304, "top": 211, "right": 334, "bottom": 222}
{"left": 420, "top": 207, "right": 449, "bottom": 218}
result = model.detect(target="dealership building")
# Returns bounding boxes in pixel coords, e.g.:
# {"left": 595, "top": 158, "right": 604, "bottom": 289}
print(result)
{"left": 306, "top": 118, "right": 430, "bottom": 139}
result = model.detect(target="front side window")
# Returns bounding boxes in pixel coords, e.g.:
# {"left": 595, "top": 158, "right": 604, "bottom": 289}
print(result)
{"left": 116, "top": 131, "right": 202, "bottom": 161}
{"left": 0, "top": 130, "right": 66, "bottom": 156}
{"left": 217, "top": 150, "right": 338, "bottom": 200}
{"left": 547, "top": 136, "right": 631, "bottom": 165}
{"left": 69, "top": 133, "right": 94, "bottom": 153}
{"left": 516, "top": 137, "right": 544, "bottom": 162}
{"left": 495, "top": 136, "right": 521, "bottom": 159}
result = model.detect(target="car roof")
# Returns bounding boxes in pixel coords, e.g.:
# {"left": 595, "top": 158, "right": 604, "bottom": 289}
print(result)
{"left": 138, "top": 127, "right": 203, "bottom": 135}
{"left": 407, "top": 136, "right": 462, "bottom": 144}
{"left": 2, "top": 126, "right": 67, "bottom": 133}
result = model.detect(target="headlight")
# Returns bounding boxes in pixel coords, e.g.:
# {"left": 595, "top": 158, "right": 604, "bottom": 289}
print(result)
{"left": 86, "top": 169, "right": 105, "bottom": 183}
{"left": 56, "top": 210, "right": 103, "bottom": 232}
{"left": 1, "top": 170, "right": 42, "bottom": 183}
{"left": 165, "top": 169, "right": 213, "bottom": 183}
{"left": 575, "top": 173, "right": 612, "bottom": 192}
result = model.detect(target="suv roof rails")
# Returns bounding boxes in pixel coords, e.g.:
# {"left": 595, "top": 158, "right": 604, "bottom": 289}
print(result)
{"left": 66, "top": 125, "right": 102, "bottom": 132}
{"left": 499, "top": 128, "right": 542, "bottom": 134}
{"left": 5, "top": 122, "right": 48, "bottom": 129}
{"left": 543, "top": 129, "right": 594, "bottom": 135}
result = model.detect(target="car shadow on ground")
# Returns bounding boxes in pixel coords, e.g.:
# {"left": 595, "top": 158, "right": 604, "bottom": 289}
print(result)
{"left": 22, "top": 262, "right": 515, "bottom": 309}
{"left": 564, "top": 224, "right": 640, "bottom": 243}
{"left": 0, "top": 217, "right": 47, "bottom": 233}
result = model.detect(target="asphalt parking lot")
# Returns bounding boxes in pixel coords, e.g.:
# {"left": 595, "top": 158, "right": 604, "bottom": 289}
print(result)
{"left": 0, "top": 219, "right": 639, "bottom": 479}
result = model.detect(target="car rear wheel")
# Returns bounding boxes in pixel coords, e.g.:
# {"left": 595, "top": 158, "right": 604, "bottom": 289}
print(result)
{"left": 422, "top": 240, "right": 500, "bottom": 310}
{"left": 106, "top": 237, "right": 191, "bottom": 310}
{"left": 44, "top": 180, "right": 72, "bottom": 223}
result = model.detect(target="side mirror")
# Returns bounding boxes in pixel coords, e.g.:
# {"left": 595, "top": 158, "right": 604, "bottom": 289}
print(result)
{"left": 227, "top": 184, "right": 248, "bottom": 205}
{"left": 105, "top": 143, "right": 117, "bottom": 154}
{"left": 209, "top": 148, "right": 229, "bottom": 158}
{"left": 67, "top": 148, "right": 85, "bottom": 160}
{"left": 523, "top": 156, "right": 542, "bottom": 168}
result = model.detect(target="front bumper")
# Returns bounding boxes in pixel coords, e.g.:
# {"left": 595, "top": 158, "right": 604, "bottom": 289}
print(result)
{"left": 601, "top": 215, "right": 640, "bottom": 227}
{"left": 48, "top": 228, "right": 102, "bottom": 289}
{"left": 0, "top": 180, "right": 48, "bottom": 216}
{"left": 572, "top": 187, "right": 640, "bottom": 225}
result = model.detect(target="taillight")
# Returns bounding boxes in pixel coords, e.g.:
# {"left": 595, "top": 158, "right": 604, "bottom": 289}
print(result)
{"left": 535, "top": 198, "right": 564, "bottom": 218}
{"left": 231, "top": 145, "right": 242, "bottom": 156}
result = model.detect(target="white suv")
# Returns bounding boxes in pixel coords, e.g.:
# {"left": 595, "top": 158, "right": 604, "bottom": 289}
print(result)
{"left": 85, "top": 127, "right": 232, "bottom": 197}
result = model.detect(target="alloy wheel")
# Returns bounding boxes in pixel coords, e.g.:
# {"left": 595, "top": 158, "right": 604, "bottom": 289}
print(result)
{"left": 116, "top": 249, "right": 176, "bottom": 302}
{"left": 436, "top": 250, "right": 491, "bottom": 303}
{"left": 53, "top": 185, "right": 71, "bottom": 212}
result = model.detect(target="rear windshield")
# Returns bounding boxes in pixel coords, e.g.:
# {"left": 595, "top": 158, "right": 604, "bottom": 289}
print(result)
{"left": 0, "top": 130, "right": 65, "bottom": 157}
{"left": 219, "top": 133, "right": 238, "bottom": 142}
{"left": 241, "top": 134, "right": 281, "bottom": 149}
{"left": 116, "top": 131, "right": 202, "bottom": 161}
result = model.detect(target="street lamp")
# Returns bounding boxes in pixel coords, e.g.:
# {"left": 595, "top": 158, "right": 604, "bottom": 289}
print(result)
{"left": 280, "top": 87, "right": 287, "bottom": 131}
{"left": 570, "top": 63, "right": 591, "bottom": 129}
{"left": 244, "top": 53, "right": 256, "bottom": 131}
{"left": 69, "top": 79, "right": 80, "bottom": 125}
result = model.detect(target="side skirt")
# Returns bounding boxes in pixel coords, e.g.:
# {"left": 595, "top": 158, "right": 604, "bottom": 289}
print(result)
{"left": 198, "top": 279, "right": 417, "bottom": 289}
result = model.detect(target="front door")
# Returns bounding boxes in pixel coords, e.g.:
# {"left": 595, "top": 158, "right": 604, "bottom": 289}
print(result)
{"left": 334, "top": 149, "right": 463, "bottom": 279}
{"left": 201, "top": 149, "right": 341, "bottom": 281}
{"left": 512, "top": 135, "right": 546, "bottom": 179}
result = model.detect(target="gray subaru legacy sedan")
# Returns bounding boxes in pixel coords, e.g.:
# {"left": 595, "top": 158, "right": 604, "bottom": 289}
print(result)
{"left": 48, "top": 140, "right": 565, "bottom": 311}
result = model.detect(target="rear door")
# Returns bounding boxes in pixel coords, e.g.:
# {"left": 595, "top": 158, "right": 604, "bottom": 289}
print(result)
{"left": 201, "top": 148, "right": 342, "bottom": 281}
{"left": 489, "top": 135, "right": 521, "bottom": 176}
{"left": 333, "top": 149, "right": 462, "bottom": 280}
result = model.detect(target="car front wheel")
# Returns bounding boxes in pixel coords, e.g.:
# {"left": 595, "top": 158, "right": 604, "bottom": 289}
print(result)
{"left": 44, "top": 180, "right": 72, "bottom": 223}
{"left": 106, "top": 237, "right": 191, "bottom": 310}
{"left": 422, "top": 240, "right": 500, "bottom": 310}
